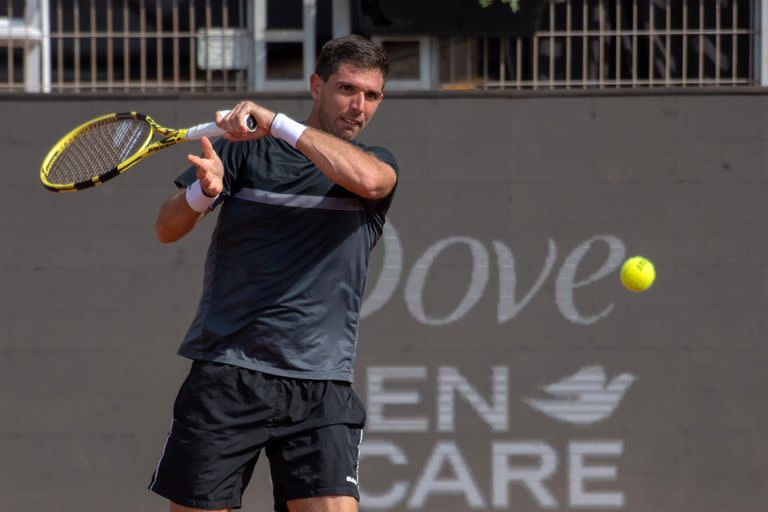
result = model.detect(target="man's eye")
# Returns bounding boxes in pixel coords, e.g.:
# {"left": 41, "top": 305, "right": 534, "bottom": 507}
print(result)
{"left": 366, "top": 92, "right": 380, "bottom": 101}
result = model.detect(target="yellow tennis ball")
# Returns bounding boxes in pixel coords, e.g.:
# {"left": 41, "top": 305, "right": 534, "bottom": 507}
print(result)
{"left": 620, "top": 256, "right": 655, "bottom": 292}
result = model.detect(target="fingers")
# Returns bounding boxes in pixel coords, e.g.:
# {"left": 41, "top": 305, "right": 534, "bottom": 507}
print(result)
{"left": 187, "top": 137, "right": 224, "bottom": 196}
{"left": 230, "top": 107, "right": 251, "bottom": 133}
{"left": 218, "top": 101, "right": 271, "bottom": 140}
{"left": 216, "top": 104, "right": 247, "bottom": 136}
{"left": 199, "top": 136, "right": 217, "bottom": 159}
{"left": 187, "top": 138, "right": 218, "bottom": 171}
{"left": 187, "top": 153, "right": 215, "bottom": 181}
{"left": 186, "top": 153, "right": 205, "bottom": 169}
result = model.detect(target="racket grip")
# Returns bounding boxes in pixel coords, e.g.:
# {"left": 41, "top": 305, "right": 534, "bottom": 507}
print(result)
{"left": 185, "top": 112, "right": 258, "bottom": 141}
{"left": 216, "top": 110, "right": 257, "bottom": 132}
{"left": 185, "top": 122, "right": 227, "bottom": 141}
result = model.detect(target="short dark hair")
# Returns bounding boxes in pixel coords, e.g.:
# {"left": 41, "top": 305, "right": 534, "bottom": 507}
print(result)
{"left": 315, "top": 35, "right": 390, "bottom": 82}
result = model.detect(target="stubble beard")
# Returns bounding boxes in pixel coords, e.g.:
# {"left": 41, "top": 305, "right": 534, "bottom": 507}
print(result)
{"left": 319, "top": 102, "right": 361, "bottom": 142}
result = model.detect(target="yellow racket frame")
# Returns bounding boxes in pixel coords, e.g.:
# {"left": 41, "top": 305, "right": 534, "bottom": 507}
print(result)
{"left": 40, "top": 112, "right": 191, "bottom": 193}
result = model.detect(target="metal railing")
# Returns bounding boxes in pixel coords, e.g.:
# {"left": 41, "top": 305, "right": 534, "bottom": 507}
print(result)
{"left": 1, "top": 0, "right": 50, "bottom": 92}
{"left": 2, "top": 0, "right": 251, "bottom": 93}
{"left": 0, "top": 0, "right": 764, "bottom": 93}
{"left": 438, "top": 0, "right": 758, "bottom": 89}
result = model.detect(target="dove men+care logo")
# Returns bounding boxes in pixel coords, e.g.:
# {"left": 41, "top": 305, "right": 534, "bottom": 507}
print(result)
{"left": 359, "top": 365, "right": 636, "bottom": 510}
{"left": 525, "top": 366, "right": 636, "bottom": 425}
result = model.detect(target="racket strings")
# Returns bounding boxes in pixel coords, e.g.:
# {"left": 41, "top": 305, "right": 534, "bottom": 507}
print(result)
{"left": 46, "top": 118, "right": 152, "bottom": 186}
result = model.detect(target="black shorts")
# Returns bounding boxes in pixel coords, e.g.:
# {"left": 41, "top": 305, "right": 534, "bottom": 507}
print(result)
{"left": 148, "top": 360, "right": 367, "bottom": 511}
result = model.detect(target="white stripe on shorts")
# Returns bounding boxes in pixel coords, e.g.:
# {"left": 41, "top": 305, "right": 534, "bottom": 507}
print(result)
{"left": 355, "top": 428, "right": 364, "bottom": 486}
{"left": 149, "top": 419, "right": 175, "bottom": 490}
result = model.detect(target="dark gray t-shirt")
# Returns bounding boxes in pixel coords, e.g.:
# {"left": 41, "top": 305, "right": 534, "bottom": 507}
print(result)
{"left": 174, "top": 135, "right": 398, "bottom": 382}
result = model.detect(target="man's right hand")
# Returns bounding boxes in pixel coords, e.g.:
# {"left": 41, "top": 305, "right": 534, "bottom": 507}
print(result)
{"left": 217, "top": 101, "right": 277, "bottom": 141}
{"left": 187, "top": 136, "right": 224, "bottom": 197}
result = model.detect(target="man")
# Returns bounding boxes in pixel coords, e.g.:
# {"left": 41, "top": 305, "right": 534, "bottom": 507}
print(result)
{"left": 148, "top": 35, "right": 397, "bottom": 512}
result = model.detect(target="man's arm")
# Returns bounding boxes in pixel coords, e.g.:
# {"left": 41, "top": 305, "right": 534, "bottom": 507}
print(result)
{"left": 155, "top": 136, "right": 223, "bottom": 243}
{"left": 218, "top": 102, "right": 397, "bottom": 200}
{"left": 155, "top": 189, "right": 207, "bottom": 243}
{"left": 295, "top": 128, "right": 396, "bottom": 200}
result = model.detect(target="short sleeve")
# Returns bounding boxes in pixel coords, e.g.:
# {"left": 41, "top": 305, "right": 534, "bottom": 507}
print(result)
{"left": 366, "top": 145, "right": 399, "bottom": 178}
{"left": 358, "top": 144, "right": 399, "bottom": 244}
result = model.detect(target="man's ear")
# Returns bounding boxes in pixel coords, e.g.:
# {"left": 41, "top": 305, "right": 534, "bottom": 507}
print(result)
{"left": 309, "top": 73, "right": 323, "bottom": 99}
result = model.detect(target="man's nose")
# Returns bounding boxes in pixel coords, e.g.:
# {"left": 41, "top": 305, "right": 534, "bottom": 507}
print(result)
{"left": 350, "top": 91, "right": 366, "bottom": 110}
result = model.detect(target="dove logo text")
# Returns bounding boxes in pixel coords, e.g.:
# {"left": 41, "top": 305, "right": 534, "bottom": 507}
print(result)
{"left": 362, "top": 222, "right": 626, "bottom": 326}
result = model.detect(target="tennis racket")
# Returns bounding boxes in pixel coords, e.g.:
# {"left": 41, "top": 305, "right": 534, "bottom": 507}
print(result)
{"left": 40, "top": 110, "right": 256, "bottom": 192}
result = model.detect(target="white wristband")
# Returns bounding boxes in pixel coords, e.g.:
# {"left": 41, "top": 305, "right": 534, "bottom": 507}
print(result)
{"left": 270, "top": 113, "right": 307, "bottom": 148}
{"left": 185, "top": 180, "right": 219, "bottom": 213}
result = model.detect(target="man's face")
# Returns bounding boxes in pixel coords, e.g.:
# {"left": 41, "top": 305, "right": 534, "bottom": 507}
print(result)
{"left": 311, "top": 63, "right": 385, "bottom": 141}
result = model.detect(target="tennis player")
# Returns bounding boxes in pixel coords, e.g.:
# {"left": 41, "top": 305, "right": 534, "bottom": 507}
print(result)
{"left": 148, "top": 35, "right": 398, "bottom": 512}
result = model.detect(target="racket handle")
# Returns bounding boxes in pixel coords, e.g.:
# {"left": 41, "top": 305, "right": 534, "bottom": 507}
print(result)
{"left": 216, "top": 110, "right": 258, "bottom": 132}
{"left": 185, "top": 122, "right": 226, "bottom": 141}
{"left": 184, "top": 111, "right": 257, "bottom": 141}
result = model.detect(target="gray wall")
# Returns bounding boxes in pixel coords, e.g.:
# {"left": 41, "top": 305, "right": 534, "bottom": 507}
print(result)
{"left": 2, "top": 92, "right": 767, "bottom": 511}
